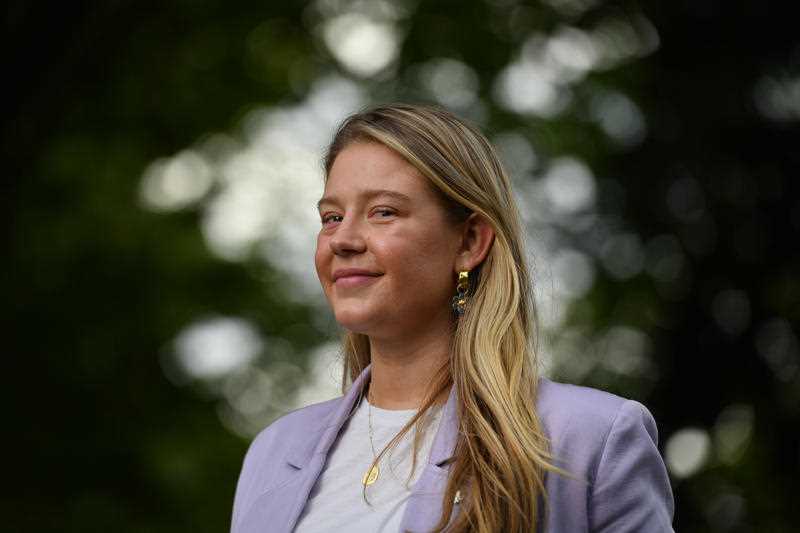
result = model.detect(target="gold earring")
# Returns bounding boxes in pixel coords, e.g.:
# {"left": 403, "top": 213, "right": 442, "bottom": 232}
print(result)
{"left": 451, "top": 271, "right": 469, "bottom": 316}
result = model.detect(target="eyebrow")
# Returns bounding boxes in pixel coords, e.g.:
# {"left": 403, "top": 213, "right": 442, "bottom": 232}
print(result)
{"left": 317, "top": 189, "right": 412, "bottom": 210}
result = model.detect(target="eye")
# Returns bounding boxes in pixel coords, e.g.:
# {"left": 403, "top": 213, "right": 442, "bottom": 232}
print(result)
{"left": 370, "top": 207, "right": 397, "bottom": 219}
{"left": 320, "top": 213, "right": 343, "bottom": 225}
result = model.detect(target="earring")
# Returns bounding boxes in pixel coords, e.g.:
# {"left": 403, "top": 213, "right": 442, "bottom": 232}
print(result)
{"left": 451, "top": 271, "right": 469, "bottom": 316}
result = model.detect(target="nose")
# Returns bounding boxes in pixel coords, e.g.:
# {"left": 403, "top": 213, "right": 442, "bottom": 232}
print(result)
{"left": 329, "top": 217, "right": 367, "bottom": 256}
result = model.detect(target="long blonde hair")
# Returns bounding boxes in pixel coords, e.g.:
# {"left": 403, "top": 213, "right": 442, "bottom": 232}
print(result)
{"left": 324, "top": 104, "right": 556, "bottom": 532}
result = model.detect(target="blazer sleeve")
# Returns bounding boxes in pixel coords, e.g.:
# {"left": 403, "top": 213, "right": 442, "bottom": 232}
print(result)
{"left": 589, "top": 400, "right": 675, "bottom": 532}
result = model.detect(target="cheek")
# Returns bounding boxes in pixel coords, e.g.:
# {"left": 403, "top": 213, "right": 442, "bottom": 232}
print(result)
{"left": 314, "top": 235, "right": 331, "bottom": 284}
{"left": 377, "top": 235, "right": 456, "bottom": 296}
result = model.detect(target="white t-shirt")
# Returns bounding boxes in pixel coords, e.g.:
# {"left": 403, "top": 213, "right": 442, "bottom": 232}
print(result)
{"left": 294, "top": 397, "right": 444, "bottom": 532}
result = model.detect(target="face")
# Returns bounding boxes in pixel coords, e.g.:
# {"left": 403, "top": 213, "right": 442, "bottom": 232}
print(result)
{"left": 315, "top": 142, "right": 464, "bottom": 341}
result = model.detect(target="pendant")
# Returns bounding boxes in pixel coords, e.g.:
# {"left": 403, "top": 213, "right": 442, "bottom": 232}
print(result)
{"left": 362, "top": 464, "right": 380, "bottom": 485}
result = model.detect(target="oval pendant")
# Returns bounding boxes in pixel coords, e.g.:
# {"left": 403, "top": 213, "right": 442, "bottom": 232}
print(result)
{"left": 362, "top": 464, "right": 379, "bottom": 485}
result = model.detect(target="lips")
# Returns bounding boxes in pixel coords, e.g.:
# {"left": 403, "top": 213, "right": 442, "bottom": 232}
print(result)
{"left": 332, "top": 268, "right": 382, "bottom": 288}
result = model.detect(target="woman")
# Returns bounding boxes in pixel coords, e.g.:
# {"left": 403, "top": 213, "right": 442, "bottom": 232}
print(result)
{"left": 231, "top": 104, "right": 674, "bottom": 532}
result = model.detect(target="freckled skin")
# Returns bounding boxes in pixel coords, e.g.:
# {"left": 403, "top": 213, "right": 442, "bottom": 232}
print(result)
{"left": 315, "top": 142, "right": 463, "bottom": 343}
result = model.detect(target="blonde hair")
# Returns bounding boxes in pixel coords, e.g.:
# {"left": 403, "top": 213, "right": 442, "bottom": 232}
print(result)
{"left": 324, "top": 104, "right": 556, "bottom": 532}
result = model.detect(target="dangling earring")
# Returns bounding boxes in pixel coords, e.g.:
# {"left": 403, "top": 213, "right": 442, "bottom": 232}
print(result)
{"left": 451, "top": 271, "right": 469, "bottom": 316}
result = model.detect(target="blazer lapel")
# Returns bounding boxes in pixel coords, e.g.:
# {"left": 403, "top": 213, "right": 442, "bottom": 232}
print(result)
{"left": 282, "top": 367, "right": 371, "bottom": 532}
{"left": 235, "top": 367, "right": 371, "bottom": 533}
{"left": 236, "top": 367, "right": 461, "bottom": 533}
{"left": 399, "top": 384, "right": 461, "bottom": 533}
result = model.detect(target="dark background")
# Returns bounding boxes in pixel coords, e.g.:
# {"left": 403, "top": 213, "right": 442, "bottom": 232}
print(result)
{"left": 5, "top": 1, "right": 798, "bottom": 531}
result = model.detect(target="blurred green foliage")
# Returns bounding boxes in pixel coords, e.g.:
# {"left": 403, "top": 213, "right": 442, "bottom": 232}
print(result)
{"left": 5, "top": 1, "right": 798, "bottom": 532}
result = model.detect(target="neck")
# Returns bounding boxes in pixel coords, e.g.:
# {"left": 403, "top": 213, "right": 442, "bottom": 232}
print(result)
{"left": 366, "top": 325, "right": 452, "bottom": 410}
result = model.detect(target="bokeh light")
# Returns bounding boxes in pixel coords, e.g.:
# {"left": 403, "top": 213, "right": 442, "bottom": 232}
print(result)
{"left": 665, "top": 427, "right": 712, "bottom": 479}
{"left": 172, "top": 316, "right": 263, "bottom": 381}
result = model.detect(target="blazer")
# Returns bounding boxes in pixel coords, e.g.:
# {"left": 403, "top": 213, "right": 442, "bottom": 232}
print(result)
{"left": 231, "top": 366, "right": 674, "bottom": 532}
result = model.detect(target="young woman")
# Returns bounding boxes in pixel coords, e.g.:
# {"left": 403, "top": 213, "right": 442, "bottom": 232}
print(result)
{"left": 231, "top": 104, "right": 674, "bottom": 532}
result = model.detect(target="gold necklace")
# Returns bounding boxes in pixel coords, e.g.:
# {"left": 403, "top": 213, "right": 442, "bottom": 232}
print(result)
{"left": 361, "top": 390, "right": 462, "bottom": 502}
{"left": 362, "top": 390, "right": 380, "bottom": 486}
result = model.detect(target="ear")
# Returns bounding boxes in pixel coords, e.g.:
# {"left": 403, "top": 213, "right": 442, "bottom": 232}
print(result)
{"left": 455, "top": 213, "right": 495, "bottom": 272}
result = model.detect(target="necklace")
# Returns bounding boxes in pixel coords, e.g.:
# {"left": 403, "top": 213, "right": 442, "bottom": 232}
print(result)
{"left": 362, "top": 390, "right": 380, "bottom": 486}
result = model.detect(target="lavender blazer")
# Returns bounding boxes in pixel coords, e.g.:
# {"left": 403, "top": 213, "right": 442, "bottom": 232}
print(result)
{"left": 231, "top": 366, "right": 674, "bottom": 532}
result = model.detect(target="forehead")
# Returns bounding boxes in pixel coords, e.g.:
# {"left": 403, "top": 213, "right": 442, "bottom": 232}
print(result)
{"left": 322, "top": 141, "right": 435, "bottom": 200}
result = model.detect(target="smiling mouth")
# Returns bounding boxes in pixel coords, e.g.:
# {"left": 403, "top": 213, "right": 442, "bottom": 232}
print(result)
{"left": 333, "top": 273, "right": 382, "bottom": 288}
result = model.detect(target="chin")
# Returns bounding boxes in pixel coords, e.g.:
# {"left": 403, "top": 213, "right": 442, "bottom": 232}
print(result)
{"left": 333, "top": 308, "right": 375, "bottom": 334}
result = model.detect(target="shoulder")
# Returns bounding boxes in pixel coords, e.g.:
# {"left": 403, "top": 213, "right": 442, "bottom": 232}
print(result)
{"left": 535, "top": 378, "right": 664, "bottom": 482}
{"left": 245, "top": 395, "right": 343, "bottom": 462}
{"left": 537, "top": 378, "right": 658, "bottom": 446}
{"left": 536, "top": 379, "right": 674, "bottom": 530}
{"left": 231, "top": 395, "right": 347, "bottom": 526}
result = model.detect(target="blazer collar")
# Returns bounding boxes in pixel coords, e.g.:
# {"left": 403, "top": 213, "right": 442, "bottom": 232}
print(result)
{"left": 285, "top": 364, "right": 371, "bottom": 469}
{"left": 285, "top": 364, "right": 459, "bottom": 470}
{"left": 275, "top": 365, "right": 461, "bottom": 533}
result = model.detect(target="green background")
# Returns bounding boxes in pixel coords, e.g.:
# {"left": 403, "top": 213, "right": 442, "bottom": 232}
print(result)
{"left": 5, "top": 1, "right": 798, "bottom": 531}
